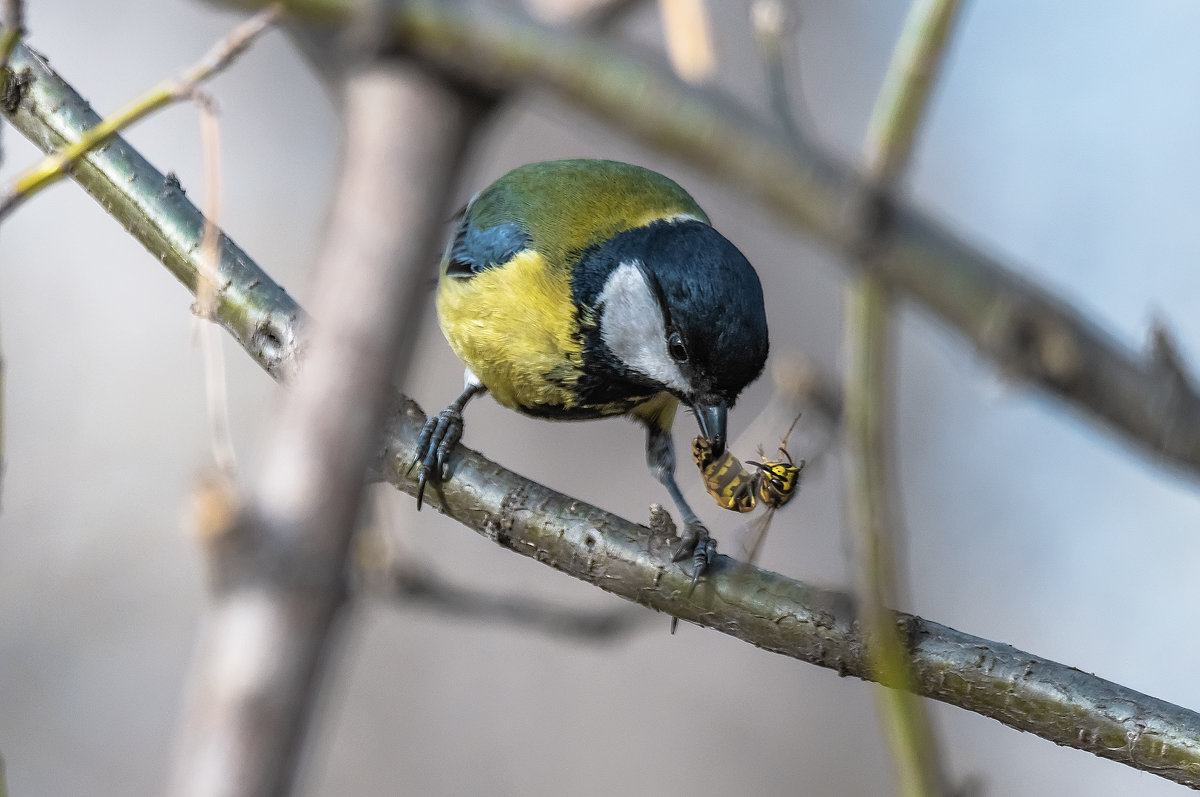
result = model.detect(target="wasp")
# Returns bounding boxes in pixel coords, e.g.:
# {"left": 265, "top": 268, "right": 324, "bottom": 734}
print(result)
{"left": 692, "top": 414, "right": 804, "bottom": 564}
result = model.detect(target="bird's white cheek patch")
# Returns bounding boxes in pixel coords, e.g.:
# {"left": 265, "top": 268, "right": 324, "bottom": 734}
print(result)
{"left": 597, "top": 261, "right": 688, "bottom": 393}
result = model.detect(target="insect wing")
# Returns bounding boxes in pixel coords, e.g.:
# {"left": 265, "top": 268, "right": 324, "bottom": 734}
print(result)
{"left": 737, "top": 506, "right": 779, "bottom": 566}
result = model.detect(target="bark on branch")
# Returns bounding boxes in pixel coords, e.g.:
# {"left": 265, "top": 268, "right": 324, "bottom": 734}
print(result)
{"left": 3, "top": 38, "right": 1200, "bottom": 789}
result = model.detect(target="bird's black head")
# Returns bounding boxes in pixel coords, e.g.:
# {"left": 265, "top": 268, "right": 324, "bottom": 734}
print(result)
{"left": 573, "top": 218, "right": 770, "bottom": 453}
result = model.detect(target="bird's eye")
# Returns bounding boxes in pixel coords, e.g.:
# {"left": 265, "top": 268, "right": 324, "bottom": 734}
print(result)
{"left": 667, "top": 331, "right": 688, "bottom": 363}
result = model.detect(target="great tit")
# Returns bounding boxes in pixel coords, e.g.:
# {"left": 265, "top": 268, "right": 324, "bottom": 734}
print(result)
{"left": 415, "top": 159, "right": 769, "bottom": 580}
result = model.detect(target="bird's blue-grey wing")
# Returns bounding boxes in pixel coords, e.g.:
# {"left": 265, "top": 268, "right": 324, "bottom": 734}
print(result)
{"left": 445, "top": 215, "right": 530, "bottom": 277}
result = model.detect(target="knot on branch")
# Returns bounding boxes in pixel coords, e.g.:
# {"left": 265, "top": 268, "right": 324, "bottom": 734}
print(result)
{"left": 252, "top": 313, "right": 301, "bottom": 380}
{"left": 845, "top": 180, "right": 899, "bottom": 261}
{"left": 985, "top": 302, "right": 1083, "bottom": 388}
{"left": 1, "top": 65, "right": 30, "bottom": 113}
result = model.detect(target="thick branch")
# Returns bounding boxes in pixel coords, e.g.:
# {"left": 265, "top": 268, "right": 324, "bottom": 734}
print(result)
{"left": 167, "top": 58, "right": 482, "bottom": 796}
{"left": 3, "top": 38, "right": 1200, "bottom": 789}
{"left": 216, "top": 0, "right": 1200, "bottom": 483}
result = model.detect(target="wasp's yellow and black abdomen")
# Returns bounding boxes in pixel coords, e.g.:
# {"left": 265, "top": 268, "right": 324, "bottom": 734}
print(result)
{"left": 692, "top": 437, "right": 758, "bottom": 513}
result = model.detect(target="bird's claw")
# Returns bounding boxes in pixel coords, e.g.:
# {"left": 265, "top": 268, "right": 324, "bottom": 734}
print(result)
{"left": 668, "top": 526, "right": 716, "bottom": 634}
{"left": 672, "top": 519, "right": 716, "bottom": 593}
{"left": 413, "top": 407, "right": 465, "bottom": 510}
{"left": 688, "top": 537, "right": 718, "bottom": 594}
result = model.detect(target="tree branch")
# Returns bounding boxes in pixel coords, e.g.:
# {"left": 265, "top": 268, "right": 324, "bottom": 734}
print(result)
{"left": 209, "top": 0, "right": 1200, "bottom": 485}
{"left": 1, "top": 42, "right": 302, "bottom": 381}
{"left": 167, "top": 57, "right": 484, "bottom": 796}
{"left": 0, "top": 0, "right": 23, "bottom": 70}
{"left": 359, "top": 558, "right": 648, "bottom": 642}
{"left": 847, "top": 1, "right": 964, "bottom": 794}
{"left": 4, "top": 36, "right": 1200, "bottom": 789}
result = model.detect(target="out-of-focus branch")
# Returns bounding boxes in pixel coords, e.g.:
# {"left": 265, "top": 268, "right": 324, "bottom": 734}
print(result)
{"left": 354, "top": 496, "right": 648, "bottom": 641}
{"left": 848, "top": 276, "right": 948, "bottom": 796}
{"left": 167, "top": 61, "right": 484, "bottom": 796}
{"left": 566, "top": 0, "right": 648, "bottom": 29}
{"left": 217, "top": 0, "right": 1200, "bottom": 486}
{"left": 357, "top": 553, "right": 647, "bottom": 642}
{"left": 194, "top": 94, "right": 239, "bottom": 478}
{"left": 6, "top": 25, "right": 1200, "bottom": 791}
{"left": 657, "top": 0, "right": 714, "bottom": 84}
{"left": 0, "top": 6, "right": 280, "bottom": 222}
{"left": 751, "top": 0, "right": 810, "bottom": 154}
{"left": 0, "top": 0, "right": 23, "bottom": 69}
{"left": 847, "top": 2, "right": 963, "bottom": 795}
{"left": 858, "top": 0, "right": 962, "bottom": 190}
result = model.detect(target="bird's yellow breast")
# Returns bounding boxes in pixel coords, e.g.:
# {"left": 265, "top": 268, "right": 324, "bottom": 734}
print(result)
{"left": 437, "top": 249, "right": 585, "bottom": 412}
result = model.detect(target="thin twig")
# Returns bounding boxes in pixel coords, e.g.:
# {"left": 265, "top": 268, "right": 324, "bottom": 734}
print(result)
{"left": 5, "top": 33, "right": 1200, "bottom": 789}
{"left": 751, "top": 0, "right": 810, "bottom": 154}
{"left": 194, "top": 92, "right": 239, "bottom": 478}
{"left": 359, "top": 555, "right": 647, "bottom": 641}
{"left": 0, "top": 4, "right": 280, "bottom": 222}
{"left": 355, "top": 491, "right": 646, "bottom": 641}
{"left": 848, "top": 1, "right": 964, "bottom": 795}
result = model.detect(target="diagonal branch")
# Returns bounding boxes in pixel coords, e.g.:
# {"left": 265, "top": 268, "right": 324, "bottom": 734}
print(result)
{"left": 4, "top": 38, "right": 1200, "bottom": 789}
{"left": 212, "top": 0, "right": 1200, "bottom": 485}
{"left": 0, "top": 42, "right": 303, "bottom": 381}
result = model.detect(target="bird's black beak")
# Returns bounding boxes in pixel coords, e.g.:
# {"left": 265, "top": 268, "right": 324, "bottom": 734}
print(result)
{"left": 693, "top": 401, "right": 728, "bottom": 458}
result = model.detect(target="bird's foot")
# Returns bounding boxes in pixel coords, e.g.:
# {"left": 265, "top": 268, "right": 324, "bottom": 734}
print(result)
{"left": 669, "top": 521, "right": 716, "bottom": 634}
{"left": 672, "top": 520, "right": 717, "bottom": 594}
{"left": 413, "top": 406, "right": 465, "bottom": 510}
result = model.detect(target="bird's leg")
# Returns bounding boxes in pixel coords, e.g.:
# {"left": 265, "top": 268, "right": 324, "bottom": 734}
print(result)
{"left": 414, "top": 379, "right": 486, "bottom": 510}
{"left": 645, "top": 424, "right": 717, "bottom": 587}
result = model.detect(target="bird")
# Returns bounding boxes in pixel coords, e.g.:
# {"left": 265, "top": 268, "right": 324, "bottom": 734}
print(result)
{"left": 414, "top": 159, "right": 770, "bottom": 582}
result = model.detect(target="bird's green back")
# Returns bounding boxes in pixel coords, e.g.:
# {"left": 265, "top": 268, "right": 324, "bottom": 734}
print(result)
{"left": 467, "top": 160, "right": 710, "bottom": 268}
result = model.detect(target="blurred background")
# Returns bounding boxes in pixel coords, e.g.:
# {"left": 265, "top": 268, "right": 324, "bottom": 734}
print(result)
{"left": 3, "top": 1, "right": 1200, "bottom": 794}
